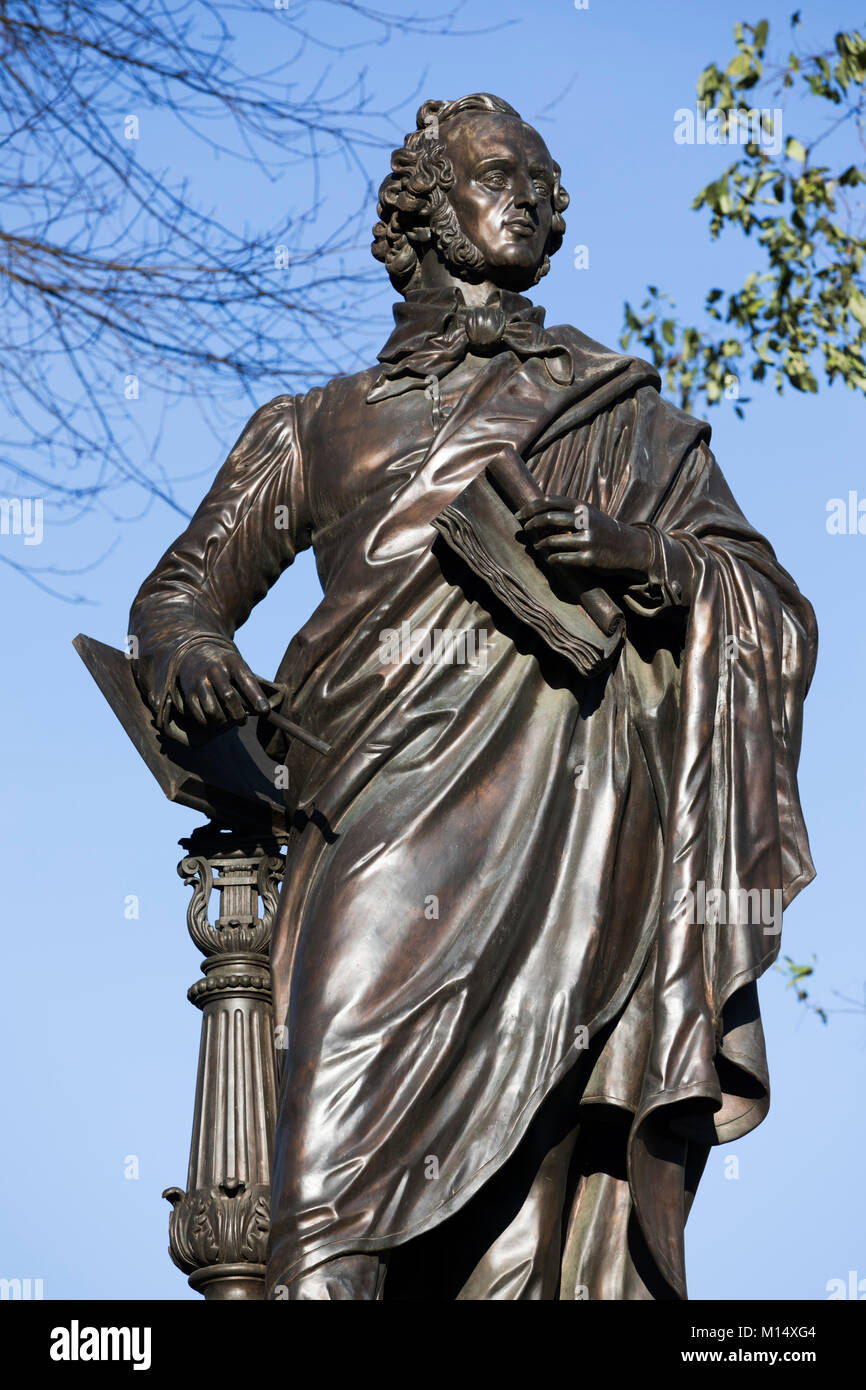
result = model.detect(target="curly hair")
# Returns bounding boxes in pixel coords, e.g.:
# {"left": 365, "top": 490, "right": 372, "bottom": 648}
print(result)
{"left": 372, "top": 94, "right": 569, "bottom": 295}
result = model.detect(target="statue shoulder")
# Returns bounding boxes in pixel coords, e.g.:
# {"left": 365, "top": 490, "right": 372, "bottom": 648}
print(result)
{"left": 292, "top": 365, "right": 382, "bottom": 419}
{"left": 550, "top": 323, "right": 713, "bottom": 454}
{"left": 632, "top": 379, "right": 714, "bottom": 458}
{"left": 546, "top": 321, "right": 613, "bottom": 357}
{"left": 233, "top": 371, "right": 380, "bottom": 466}
{"left": 547, "top": 321, "right": 654, "bottom": 379}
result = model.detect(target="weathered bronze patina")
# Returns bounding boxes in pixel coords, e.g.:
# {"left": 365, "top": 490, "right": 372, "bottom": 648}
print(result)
{"left": 126, "top": 94, "right": 817, "bottom": 1300}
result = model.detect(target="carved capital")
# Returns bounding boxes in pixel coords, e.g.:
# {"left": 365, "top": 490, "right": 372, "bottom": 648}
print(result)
{"left": 163, "top": 1181, "right": 271, "bottom": 1272}
{"left": 177, "top": 835, "right": 284, "bottom": 958}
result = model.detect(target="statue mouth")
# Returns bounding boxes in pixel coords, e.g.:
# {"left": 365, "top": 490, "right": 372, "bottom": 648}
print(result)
{"left": 503, "top": 218, "right": 536, "bottom": 238}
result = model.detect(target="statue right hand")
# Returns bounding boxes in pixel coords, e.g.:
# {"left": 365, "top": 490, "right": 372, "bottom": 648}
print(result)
{"left": 175, "top": 639, "right": 271, "bottom": 726}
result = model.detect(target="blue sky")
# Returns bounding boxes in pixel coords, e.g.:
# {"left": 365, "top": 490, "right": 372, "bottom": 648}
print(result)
{"left": 1, "top": 0, "right": 864, "bottom": 1300}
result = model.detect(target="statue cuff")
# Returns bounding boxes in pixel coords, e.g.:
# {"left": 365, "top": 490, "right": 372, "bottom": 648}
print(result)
{"left": 623, "top": 524, "right": 690, "bottom": 616}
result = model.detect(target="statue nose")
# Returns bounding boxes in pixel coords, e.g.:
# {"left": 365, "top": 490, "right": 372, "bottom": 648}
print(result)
{"left": 515, "top": 178, "right": 539, "bottom": 209}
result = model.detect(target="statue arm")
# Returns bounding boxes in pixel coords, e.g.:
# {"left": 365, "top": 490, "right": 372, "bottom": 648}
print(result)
{"left": 129, "top": 393, "right": 311, "bottom": 727}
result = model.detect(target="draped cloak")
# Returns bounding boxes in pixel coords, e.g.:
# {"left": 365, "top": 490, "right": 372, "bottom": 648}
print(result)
{"left": 129, "top": 288, "right": 817, "bottom": 1300}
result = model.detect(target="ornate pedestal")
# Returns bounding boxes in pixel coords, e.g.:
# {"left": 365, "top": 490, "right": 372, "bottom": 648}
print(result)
{"left": 163, "top": 824, "right": 285, "bottom": 1300}
{"left": 73, "top": 636, "right": 295, "bottom": 1300}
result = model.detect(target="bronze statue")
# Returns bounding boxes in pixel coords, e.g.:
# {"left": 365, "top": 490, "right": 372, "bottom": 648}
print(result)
{"left": 128, "top": 93, "right": 817, "bottom": 1300}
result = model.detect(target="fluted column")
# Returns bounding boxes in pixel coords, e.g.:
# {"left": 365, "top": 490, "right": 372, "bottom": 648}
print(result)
{"left": 163, "top": 823, "right": 285, "bottom": 1300}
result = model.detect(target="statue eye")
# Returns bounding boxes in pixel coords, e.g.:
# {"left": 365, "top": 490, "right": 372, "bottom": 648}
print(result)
{"left": 481, "top": 170, "right": 507, "bottom": 189}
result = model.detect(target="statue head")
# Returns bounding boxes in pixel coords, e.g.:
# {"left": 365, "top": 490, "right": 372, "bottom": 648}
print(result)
{"left": 372, "top": 94, "right": 569, "bottom": 297}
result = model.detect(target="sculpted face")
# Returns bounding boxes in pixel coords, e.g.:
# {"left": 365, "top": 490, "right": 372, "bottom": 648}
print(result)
{"left": 442, "top": 113, "right": 556, "bottom": 290}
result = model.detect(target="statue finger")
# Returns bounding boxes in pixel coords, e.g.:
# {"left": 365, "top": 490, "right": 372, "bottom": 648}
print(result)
{"left": 520, "top": 509, "right": 577, "bottom": 538}
{"left": 216, "top": 683, "right": 248, "bottom": 724}
{"left": 197, "top": 677, "right": 224, "bottom": 723}
{"left": 545, "top": 552, "right": 593, "bottom": 568}
{"left": 533, "top": 533, "right": 587, "bottom": 554}
{"left": 514, "top": 495, "right": 573, "bottom": 523}
{"left": 232, "top": 663, "right": 271, "bottom": 716}
{"left": 185, "top": 692, "right": 207, "bottom": 725}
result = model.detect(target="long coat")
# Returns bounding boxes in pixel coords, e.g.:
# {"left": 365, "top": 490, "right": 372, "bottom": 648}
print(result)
{"left": 130, "top": 288, "right": 816, "bottom": 1299}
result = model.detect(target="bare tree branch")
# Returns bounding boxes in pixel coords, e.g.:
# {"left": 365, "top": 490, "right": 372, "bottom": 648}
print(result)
{"left": 0, "top": 0, "right": 496, "bottom": 586}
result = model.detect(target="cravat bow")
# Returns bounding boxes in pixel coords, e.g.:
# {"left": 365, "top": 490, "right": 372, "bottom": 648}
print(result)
{"left": 366, "top": 290, "right": 574, "bottom": 404}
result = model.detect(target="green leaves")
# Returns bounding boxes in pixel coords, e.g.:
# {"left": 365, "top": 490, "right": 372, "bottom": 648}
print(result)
{"left": 849, "top": 290, "right": 866, "bottom": 329}
{"left": 728, "top": 52, "right": 755, "bottom": 78}
{"left": 621, "top": 19, "right": 866, "bottom": 417}
{"left": 776, "top": 956, "right": 828, "bottom": 1025}
{"left": 786, "top": 135, "right": 807, "bottom": 163}
{"left": 784, "top": 353, "right": 818, "bottom": 392}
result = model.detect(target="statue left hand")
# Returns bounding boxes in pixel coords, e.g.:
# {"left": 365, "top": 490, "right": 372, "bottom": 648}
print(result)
{"left": 516, "top": 496, "right": 652, "bottom": 581}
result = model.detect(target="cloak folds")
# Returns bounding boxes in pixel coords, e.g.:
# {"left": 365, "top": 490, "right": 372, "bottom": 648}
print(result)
{"left": 129, "top": 292, "right": 816, "bottom": 1299}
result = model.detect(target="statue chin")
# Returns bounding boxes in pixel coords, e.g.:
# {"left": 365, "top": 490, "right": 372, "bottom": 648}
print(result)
{"left": 423, "top": 230, "right": 545, "bottom": 295}
{"left": 441, "top": 255, "right": 544, "bottom": 296}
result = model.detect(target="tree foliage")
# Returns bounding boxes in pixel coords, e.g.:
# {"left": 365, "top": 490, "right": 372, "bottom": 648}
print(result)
{"left": 621, "top": 16, "right": 866, "bottom": 417}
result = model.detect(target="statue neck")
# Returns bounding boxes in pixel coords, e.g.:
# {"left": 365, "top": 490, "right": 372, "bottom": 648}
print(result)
{"left": 414, "top": 246, "right": 533, "bottom": 307}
